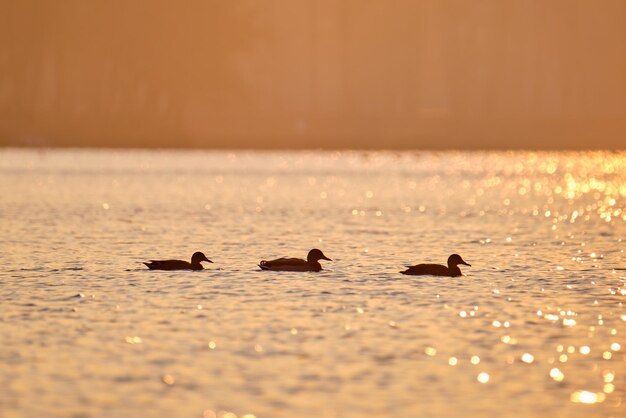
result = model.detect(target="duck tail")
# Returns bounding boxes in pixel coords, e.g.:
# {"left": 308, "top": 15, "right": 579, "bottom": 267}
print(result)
{"left": 259, "top": 261, "right": 270, "bottom": 270}
{"left": 143, "top": 262, "right": 154, "bottom": 270}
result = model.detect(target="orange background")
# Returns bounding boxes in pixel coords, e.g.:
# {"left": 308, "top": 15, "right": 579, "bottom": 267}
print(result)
{"left": 1, "top": 0, "right": 625, "bottom": 149}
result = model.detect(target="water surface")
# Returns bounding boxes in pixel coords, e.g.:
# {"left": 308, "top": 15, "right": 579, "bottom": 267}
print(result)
{"left": 1, "top": 150, "right": 624, "bottom": 417}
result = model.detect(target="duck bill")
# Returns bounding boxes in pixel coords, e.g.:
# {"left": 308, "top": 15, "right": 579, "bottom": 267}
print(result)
{"left": 462, "top": 261, "right": 471, "bottom": 266}
{"left": 204, "top": 258, "right": 214, "bottom": 263}
{"left": 322, "top": 256, "right": 332, "bottom": 261}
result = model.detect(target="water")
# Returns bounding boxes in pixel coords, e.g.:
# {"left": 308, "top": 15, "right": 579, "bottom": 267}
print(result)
{"left": 1, "top": 149, "right": 624, "bottom": 418}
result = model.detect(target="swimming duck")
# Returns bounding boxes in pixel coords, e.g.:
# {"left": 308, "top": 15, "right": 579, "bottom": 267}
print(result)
{"left": 259, "top": 249, "right": 332, "bottom": 272}
{"left": 401, "top": 254, "right": 470, "bottom": 277}
{"left": 144, "top": 252, "right": 213, "bottom": 270}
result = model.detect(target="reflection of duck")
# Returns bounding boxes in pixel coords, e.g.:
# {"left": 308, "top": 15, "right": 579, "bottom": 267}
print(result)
{"left": 259, "top": 249, "right": 332, "bottom": 272}
{"left": 144, "top": 252, "right": 213, "bottom": 270}
{"left": 401, "top": 254, "right": 470, "bottom": 277}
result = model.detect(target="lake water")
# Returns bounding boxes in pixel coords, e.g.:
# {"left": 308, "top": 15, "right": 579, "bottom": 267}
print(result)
{"left": 1, "top": 149, "right": 624, "bottom": 418}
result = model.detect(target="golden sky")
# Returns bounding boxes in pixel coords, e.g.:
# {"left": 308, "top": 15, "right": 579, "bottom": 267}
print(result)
{"left": 1, "top": 0, "right": 625, "bottom": 149}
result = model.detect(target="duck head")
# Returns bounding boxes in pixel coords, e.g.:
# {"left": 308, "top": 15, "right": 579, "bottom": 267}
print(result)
{"left": 191, "top": 251, "right": 213, "bottom": 264}
{"left": 307, "top": 249, "right": 332, "bottom": 262}
{"left": 448, "top": 254, "right": 470, "bottom": 268}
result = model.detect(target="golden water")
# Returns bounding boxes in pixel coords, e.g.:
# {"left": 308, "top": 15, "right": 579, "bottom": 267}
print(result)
{"left": 1, "top": 150, "right": 624, "bottom": 417}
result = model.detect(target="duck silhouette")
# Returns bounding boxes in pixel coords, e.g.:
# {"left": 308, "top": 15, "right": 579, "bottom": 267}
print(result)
{"left": 401, "top": 254, "right": 470, "bottom": 277}
{"left": 144, "top": 252, "right": 213, "bottom": 270}
{"left": 259, "top": 249, "right": 332, "bottom": 272}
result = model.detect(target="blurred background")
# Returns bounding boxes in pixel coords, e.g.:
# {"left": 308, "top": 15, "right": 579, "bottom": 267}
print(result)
{"left": 1, "top": 0, "right": 625, "bottom": 149}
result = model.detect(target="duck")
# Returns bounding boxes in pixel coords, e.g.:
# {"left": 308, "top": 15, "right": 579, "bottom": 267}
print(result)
{"left": 259, "top": 249, "right": 332, "bottom": 272}
{"left": 143, "top": 251, "right": 213, "bottom": 270}
{"left": 401, "top": 254, "right": 470, "bottom": 277}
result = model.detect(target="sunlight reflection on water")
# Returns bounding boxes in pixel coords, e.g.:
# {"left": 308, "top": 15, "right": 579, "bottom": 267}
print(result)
{"left": 0, "top": 149, "right": 624, "bottom": 417}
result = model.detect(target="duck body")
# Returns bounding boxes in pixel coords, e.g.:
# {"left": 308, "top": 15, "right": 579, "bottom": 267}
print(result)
{"left": 401, "top": 263, "right": 462, "bottom": 277}
{"left": 144, "top": 252, "right": 212, "bottom": 271}
{"left": 401, "top": 254, "right": 470, "bottom": 277}
{"left": 259, "top": 249, "right": 331, "bottom": 272}
{"left": 259, "top": 258, "right": 322, "bottom": 272}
